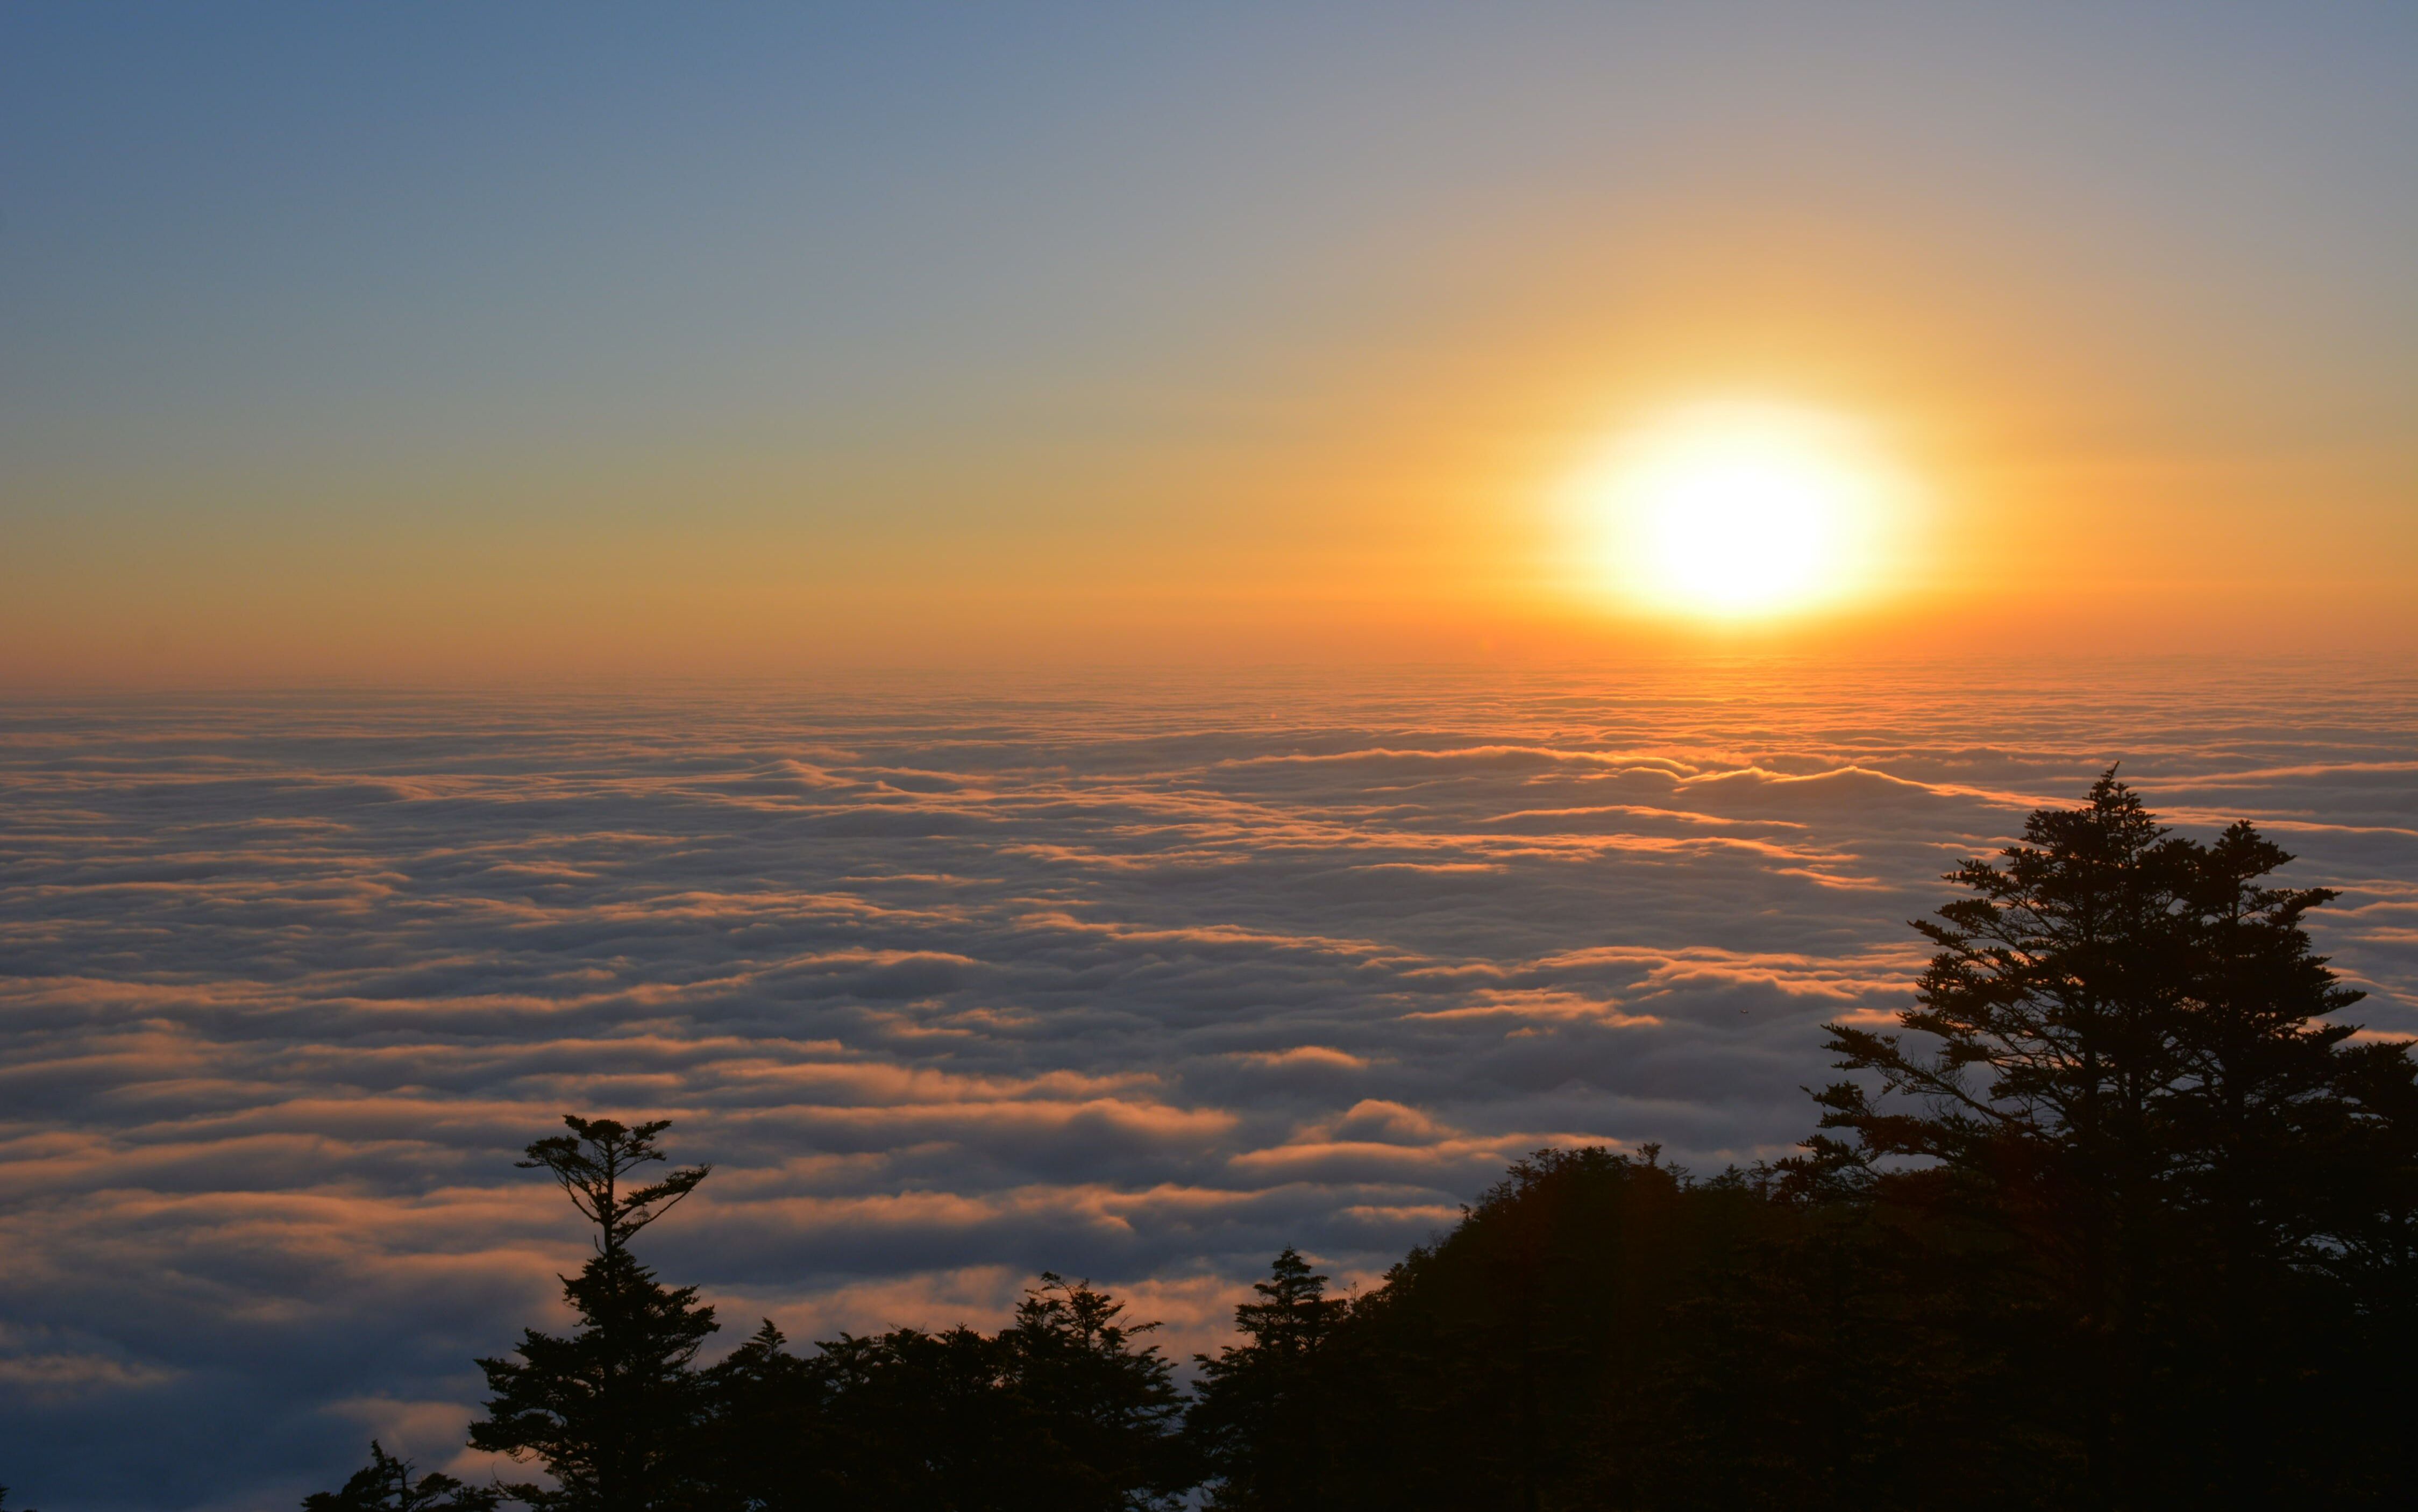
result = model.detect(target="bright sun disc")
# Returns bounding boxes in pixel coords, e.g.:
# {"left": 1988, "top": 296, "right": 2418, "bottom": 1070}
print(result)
{"left": 1578, "top": 403, "right": 1905, "bottom": 621}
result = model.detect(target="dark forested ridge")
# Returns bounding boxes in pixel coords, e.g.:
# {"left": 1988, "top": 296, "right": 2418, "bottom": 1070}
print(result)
{"left": 119, "top": 777, "right": 2418, "bottom": 1509}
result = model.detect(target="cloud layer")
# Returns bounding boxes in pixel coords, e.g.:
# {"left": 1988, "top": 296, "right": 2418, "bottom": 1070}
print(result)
{"left": 3, "top": 664, "right": 2412, "bottom": 1507}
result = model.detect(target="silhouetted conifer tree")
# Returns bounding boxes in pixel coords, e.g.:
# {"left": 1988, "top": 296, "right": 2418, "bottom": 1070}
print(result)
{"left": 1002, "top": 1274, "right": 1192, "bottom": 1509}
{"left": 1187, "top": 1248, "right": 1346, "bottom": 1510}
{"left": 1297, "top": 1146, "right": 1776, "bottom": 1511}
{"left": 303, "top": 1442, "right": 501, "bottom": 1511}
{"left": 816, "top": 1322, "right": 1046, "bottom": 1508}
{"left": 469, "top": 1116, "right": 717, "bottom": 1512}
{"left": 691, "top": 1320, "right": 830, "bottom": 1510}
{"left": 689, "top": 1275, "right": 1187, "bottom": 1511}
{"left": 1803, "top": 772, "right": 2418, "bottom": 1506}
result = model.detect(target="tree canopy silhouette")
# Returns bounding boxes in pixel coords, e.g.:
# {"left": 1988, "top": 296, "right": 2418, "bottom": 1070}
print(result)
{"left": 303, "top": 1443, "right": 500, "bottom": 1512}
{"left": 468, "top": 1117, "right": 720, "bottom": 1512}
{"left": 288, "top": 778, "right": 2416, "bottom": 1512}
{"left": 698, "top": 1275, "right": 1191, "bottom": 1511}
{"left": 1801, "top": 769, "right": 2418, "bottom": 1506}
{"left": 517, "top": 1116, "right": 710, "bottom": 1259}
{"left": 1188, "top": 1247, "right": 1347, "bottom": 1509}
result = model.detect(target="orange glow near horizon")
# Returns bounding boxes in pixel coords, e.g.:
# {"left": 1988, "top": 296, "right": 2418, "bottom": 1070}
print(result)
{"left": 1568, "top": 402, "right": 1918, "bottom": 624}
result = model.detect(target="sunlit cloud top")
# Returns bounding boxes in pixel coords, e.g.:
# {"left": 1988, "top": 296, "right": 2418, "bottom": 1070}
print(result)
{"left": 5, "top": 667, "right": 2414, "bottom": 1502}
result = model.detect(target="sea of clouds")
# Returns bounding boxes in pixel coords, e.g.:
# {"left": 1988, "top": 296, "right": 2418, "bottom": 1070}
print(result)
{"left": 3, "top": 662, "right": 2413, "bottom": 1508}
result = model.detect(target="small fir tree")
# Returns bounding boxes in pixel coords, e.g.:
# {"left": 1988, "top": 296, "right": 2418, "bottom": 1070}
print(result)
{"left": 1188, "top": 1249, "right": 1346, "bottom": 1510}
{"left": 302, "top": 1442, "right": 500, "bottom": 1511}
{"left": 468, "top": 1116, "right": 717, "bottom": 1512}
{"left": 1004, "top": 1274, "right": 1193, "bottom": 1511}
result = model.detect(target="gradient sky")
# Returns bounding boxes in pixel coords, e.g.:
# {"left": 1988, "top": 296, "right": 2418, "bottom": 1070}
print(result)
{"left": 4, "top": 3, "right": 2414, "bottom": 682}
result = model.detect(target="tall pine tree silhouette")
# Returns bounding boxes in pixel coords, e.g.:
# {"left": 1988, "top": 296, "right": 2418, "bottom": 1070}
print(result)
{"left": 1188, "top": 1249, "right": 1346, "bottom": 1510}
{"left": 470, "top": 1116, "right": 717, "bottom": 1512}
{"left": 1805, "top": 771, "right": 2418, "bottom": 1507}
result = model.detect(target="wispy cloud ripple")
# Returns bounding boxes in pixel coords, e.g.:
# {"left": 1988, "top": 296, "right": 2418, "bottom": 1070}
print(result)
{"left": 2, "top": 664, "right": 2413, "bottom": 1507}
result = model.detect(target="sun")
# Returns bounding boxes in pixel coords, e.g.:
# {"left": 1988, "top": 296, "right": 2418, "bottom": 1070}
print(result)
{"left": 1574, "top": 402, "right": 1907, "bottom": 621}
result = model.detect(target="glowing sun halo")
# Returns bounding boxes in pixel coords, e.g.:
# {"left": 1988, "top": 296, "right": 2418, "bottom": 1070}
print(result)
{"left": 1578, "top": 403, "right": 1907, "bottom": 621}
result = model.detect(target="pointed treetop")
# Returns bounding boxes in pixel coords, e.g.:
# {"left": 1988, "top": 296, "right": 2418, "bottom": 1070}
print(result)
{"left": 517, "top": 1114, "right": 710, "bottom": 1255}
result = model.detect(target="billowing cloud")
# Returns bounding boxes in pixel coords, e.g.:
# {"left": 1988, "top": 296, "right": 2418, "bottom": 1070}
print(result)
{"left": 1, "top": 668, "right": 2411, "bottom": 1508}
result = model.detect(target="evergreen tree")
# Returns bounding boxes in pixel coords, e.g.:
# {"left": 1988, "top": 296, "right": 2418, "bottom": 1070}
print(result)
{"left": 1804, "top": 772, "right": 2418, "bottom": 1506}
{"left": 813, "top": 1323, "right": 1051, "bottom": 1509}
{"left": 1300, "top": 1146, "right": 1773, "bottom": 1511}
{"left": 303, "top": 1442, "right": 501, "bottom": 1511}
{"left": 692, "top": 1320, "right": 830, "bottom": 1511}
{"left": 469, "top": 1116, "right": 718, "bottom": 1512}
{"left": 1001, "top": 1274, "right": 1192, "bottom": 1510}
{"left": 691, "top": 1276, "right": 1189, "bottom": 1511}
{"left": 2158, "top": 817, "right": 2418, "bottom": 1502}
{"left": 1187, "top": 1249, "right": 1346, "bottom": 1510}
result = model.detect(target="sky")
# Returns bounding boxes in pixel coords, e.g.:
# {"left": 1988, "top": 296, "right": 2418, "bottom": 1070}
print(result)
{"left": 3, "top": 666, "right": 2414, "bottom": 1507}
{"left": 3, "top": 2, "right": 2414, "bottom": 683}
